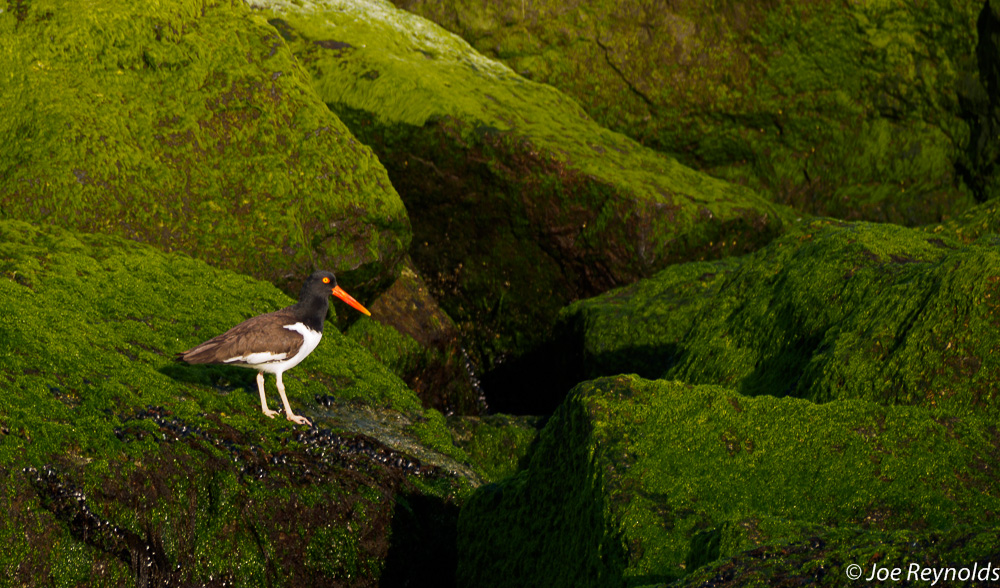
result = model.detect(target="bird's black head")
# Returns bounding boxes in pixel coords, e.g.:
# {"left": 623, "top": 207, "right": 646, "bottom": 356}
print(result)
{"left": 301, "top": 271, "right": 371, "bottom": 316}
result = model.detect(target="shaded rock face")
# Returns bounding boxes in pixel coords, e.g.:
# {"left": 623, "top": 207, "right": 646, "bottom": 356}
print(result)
{"left": 0, "top": 220, "right": 474, "bottom": 586}
{"left": 251, "top": 0, "right": 791, "bottom": 384}
{"left": 348, "top": 258, "right": 485, "bottom": 416}
{"left": 0, "top": 0, "right": 410, "bottom": 298}
{"left": 960, "top": 0, "right": 1000, "bottom": 202}
{"left": 556, "top": 214, "right": 1000, "bottom": 416}
{"left": 394, "top": 0, "right": 982, "bottom": 224}
{"left": 458, "top": 376, "right": 1000, "bottom": 587}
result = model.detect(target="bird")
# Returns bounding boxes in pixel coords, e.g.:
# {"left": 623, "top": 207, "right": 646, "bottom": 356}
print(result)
{"left": 177, "top": 270, "right": 370, "bottom": 427}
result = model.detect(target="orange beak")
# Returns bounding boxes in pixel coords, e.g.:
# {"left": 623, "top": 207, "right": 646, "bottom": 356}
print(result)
{"left": 331, "top": 285, "right": 371, "bottom": 316}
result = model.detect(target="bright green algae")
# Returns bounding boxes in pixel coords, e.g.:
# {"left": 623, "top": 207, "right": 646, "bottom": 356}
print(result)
{"left": 396, "top": 0, "right": 981, "bottom": 225}
{"left": 0, "top": 219, "right": 477, "bottom": 586}
{"left": 457, "top": 375, "right": 1000, "bottom": 587}
{"left": 559, "top": 212, "right": 1000, "bottom": 417}
{"left": 0, "top": 0, "right": 409, "bottom": 295}
{"left": 247, "top": 0, "right": 794, "bottom": 366}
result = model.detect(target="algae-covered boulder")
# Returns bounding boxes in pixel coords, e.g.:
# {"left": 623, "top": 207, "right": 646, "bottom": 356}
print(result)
{"left": 0, "top": 0, "right": 409, "bottom": 296}
{"left": 248, "top": 0, "right": 792, "bottom": 367}
{"left": 558, "top": 213, "right": 1000, "bottom": 417}
{"left": 0, "top": 219, "right": 472, "bottom": 586}
{"left": 457, "top": 375, "right": 1000, "bottom": 587}
{"left": 395, "top": 0, "right": 981, "bottom": 224}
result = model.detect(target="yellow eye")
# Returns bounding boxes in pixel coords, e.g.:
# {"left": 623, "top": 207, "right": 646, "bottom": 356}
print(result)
{"left": 322, "top": 277, "right": 330, "bottom": 284}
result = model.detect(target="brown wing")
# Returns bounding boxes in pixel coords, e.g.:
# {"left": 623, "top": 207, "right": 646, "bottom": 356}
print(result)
{"left": 178, "top": 309, "right": 303, "bottom": 366}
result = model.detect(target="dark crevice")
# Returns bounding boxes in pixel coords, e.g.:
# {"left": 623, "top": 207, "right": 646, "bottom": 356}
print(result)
{"left": 381, "top": 493, "right": 459, "bottom": 588}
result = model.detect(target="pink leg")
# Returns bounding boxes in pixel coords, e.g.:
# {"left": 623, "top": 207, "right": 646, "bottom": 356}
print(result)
{"left": 275, "top": 372, "right": 312, "bottom": 427}
{"left": 257, "top": 372, "right": 279, "bottom": 419}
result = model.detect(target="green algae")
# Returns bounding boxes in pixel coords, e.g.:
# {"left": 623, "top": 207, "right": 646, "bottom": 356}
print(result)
{"left": 0, "top": 219, "right": 472, "bottom": 586}
{"left": 457, "top": 375, "right": 1000, "bottom": 586}
{"left": 559, "top": 213, "right": 1000, "bottom": 417}
{"left": 446, "top": 414, "right": 540, "bottom": 483}
{"left": 0, "top": 0, "right": 409, "bottom": 297}
{"left": 248, "top": 0, "right": 793, "bottom": 367}
{"left": 348, "top": 317, "right": 427, "bottom": 385}
{"left": 397, "top": 0, "right": 981, "bottom": 225}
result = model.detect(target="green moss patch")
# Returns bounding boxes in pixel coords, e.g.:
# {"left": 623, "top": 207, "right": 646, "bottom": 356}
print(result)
{"left": 559, "top": 213, "right": 1000, "bottom": 417}
{"left": 0, "top": 0, "right": 409, "bottom": 296}
{"left": 249, "top": 0, "right": 793, "bottom": 367}
{"left": 457, "top": 375, "right": 1000, "bottom": 587}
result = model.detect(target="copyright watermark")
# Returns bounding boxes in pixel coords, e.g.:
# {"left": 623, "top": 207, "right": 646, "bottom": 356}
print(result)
{"left": 846, "top": 562, "right": 998, "bottom": 585}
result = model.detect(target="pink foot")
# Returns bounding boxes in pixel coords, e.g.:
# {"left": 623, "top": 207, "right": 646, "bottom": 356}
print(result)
{"left": 286, "top": 413, "right": 312, "bottom": 427}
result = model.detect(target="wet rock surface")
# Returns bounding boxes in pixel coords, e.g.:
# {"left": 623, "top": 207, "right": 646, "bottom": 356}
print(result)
{"left": 347, "top": 258, "right": 485, "bottom": 416}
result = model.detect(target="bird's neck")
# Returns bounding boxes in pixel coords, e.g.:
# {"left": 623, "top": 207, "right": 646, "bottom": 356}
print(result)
{"left": 293, "top": 294, "right": 329, "bottom": 333}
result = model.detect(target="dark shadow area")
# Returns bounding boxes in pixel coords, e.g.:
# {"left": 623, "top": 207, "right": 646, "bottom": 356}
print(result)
{"left": 957, "top": 0, "right": 1000, "bottom": 204}
{"left": 736, "top": 330, "right": 823, "bottom": 399}
{"left": 381, "top": 492, "right": 459, "bottom": 588}
{"left": 587, "top": 342, "right": 681, "bottom": 382}
{"left": 480, "top": 315, "right": 682, "bottom": 415}
{"left": 685, "top": 526, "right": 723, "bottom": 574}
{"left": 480, "top": 321, "right": 585, "bottom": 416}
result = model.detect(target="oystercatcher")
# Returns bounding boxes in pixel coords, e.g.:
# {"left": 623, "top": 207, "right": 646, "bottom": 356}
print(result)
{"left": 177, "top": 271, "right": 370, "bottom": 427}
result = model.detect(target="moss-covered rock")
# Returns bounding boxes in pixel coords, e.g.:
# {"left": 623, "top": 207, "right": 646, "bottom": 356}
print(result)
{"left": 347, "top": 257, "right": 484, "bottom": 416}
{"left": 394, "top": 0, "right": 981, "bottom": 224}
{"left": 0, "top": 219, "right": 472, "bottom": 586}
{"left": 0, "top": 0, "right": 409, "bottom": 297}
{"left": 248, "top": 0, "right": 793, "bottom": 369}
{"left": 558, "top": 213, "right": 1000, "bottom": 417}
{"left": 457, "top": 375, "right": 1000, "bottom": 587}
